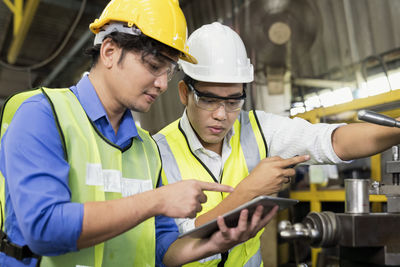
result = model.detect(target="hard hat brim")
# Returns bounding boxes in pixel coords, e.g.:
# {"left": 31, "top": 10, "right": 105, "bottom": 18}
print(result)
{"left": 90, "top": 19, "right": 197, "bottom": 64}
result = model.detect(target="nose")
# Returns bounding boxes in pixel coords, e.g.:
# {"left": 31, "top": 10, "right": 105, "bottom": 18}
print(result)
{"left": 212, "top": 103, "right": 227, "bottom": 121}
{"left": 154, "top": 72, "right": 168, "bottom": 92}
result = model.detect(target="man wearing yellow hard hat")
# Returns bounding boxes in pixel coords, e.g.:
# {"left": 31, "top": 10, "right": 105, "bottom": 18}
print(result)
{"left": 0, "top": 1, "right": 278, "bottom": 267}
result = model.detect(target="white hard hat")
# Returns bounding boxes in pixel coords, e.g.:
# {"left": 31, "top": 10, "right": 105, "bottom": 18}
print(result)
{"left": 180, "top": 22, "right": 254, "bottom": 83}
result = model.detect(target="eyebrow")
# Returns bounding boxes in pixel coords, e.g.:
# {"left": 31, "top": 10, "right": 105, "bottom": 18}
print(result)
{"left": 193, "top": 86, "right": 246, "bottom": 100}
{"left": 207, "top": 92, "right": 243, "bottom": 98}
{"left": 157, "top": 52, "right": 178, "bottom": 64}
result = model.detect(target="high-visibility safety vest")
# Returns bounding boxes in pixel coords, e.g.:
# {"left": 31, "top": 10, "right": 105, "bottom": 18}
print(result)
{"left": 0, "top": 88, "right": 161, "bottom": 267}
{"left": 154, "top": 110, "right": 268, "bottom": 267}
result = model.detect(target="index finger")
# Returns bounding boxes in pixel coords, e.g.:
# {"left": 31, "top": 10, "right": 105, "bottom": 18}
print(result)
{"left": 280, "top": 155, "right": 310, "bottom": 168}
{"left": 197, "top": 181, "right": 234, "bottom": 193}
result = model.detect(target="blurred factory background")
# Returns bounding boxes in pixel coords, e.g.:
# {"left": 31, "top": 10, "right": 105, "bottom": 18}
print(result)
{"left": 1, "top": 0, "right": 400, "bottom": 266}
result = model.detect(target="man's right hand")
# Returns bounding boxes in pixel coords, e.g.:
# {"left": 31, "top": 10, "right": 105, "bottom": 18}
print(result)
{"left": 157, "top": 180, "right": 233, "bottom": 218}
{"left": 209, "top": 205, "right": 279, "bottom": 252}
{"left": 162, "top": 205, "right": 278, "bottom": 267}
{"left": 239, "top": 155, "right": 310, "bottom": 197}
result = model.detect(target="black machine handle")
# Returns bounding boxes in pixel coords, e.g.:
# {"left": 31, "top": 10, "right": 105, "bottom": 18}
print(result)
{"left": 358, "top": 110, "right": 400, "bottom": 128}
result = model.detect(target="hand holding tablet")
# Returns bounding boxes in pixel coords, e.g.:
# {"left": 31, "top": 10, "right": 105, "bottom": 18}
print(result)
{"left": 179, "top": 195, "right": 298, "bottom": 239}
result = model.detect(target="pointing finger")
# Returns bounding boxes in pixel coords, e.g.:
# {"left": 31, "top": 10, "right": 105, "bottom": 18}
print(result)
{"left": 281, "top": 155, "right": 310, "bottom": 168}
{"left": 197, "top": 181, "right": 233, "bottom": 193}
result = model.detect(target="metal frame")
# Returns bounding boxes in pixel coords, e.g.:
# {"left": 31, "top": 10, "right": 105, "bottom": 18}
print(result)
{"left": 289, "top": 90, "right": 400, "bottom": 267}
{"left": 294, "top": 89, "right": 400, "bottom": 123}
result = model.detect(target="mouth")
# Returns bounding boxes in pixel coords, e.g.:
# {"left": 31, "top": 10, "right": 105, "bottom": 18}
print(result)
{"left": 145, "top": 92, "right": 158, "bottom": 102}
{"left": 208, "top": 126, "right": 225, "bottom": 134}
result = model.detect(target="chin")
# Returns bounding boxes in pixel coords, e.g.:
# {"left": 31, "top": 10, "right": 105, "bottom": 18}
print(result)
{"left": 130, "top": 104, "right": 151, "bottom": 113}
{"left": 204, "top": 136, "right": 224, "bottom": 144}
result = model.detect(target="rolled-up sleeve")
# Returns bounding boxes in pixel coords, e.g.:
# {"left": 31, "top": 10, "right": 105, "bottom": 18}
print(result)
{"left": 155, "top": 177, "right": 179, "bottom": 266}
{"left": 255, "top": 110, "right": 348, "bottom": 164}
{"left": 155, "top": 215, "right": 179, "bottom": 267}
{"left": 0, "top": 95, "right": 83, "bottom": 255}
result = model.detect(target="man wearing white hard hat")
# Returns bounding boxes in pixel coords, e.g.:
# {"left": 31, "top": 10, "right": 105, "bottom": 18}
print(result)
{"left": 154, "top": 22, "right": 400, "bottom": 266}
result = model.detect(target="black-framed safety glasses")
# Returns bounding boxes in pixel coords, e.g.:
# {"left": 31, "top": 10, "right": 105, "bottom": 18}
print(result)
{"left": 187, "top": 83, "right": 246, "bottom": 112}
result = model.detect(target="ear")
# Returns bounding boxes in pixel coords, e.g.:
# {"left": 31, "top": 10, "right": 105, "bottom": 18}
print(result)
{"left": 99, "top": 38, "right": 119, "bottom": 69}
{"left": 178, "top": 80, "right": 189, "bottom": 106}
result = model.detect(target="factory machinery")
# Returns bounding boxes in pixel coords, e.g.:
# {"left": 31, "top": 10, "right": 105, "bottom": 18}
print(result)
{"left": 279, "top": 110, "right": 400, "bottom": 267}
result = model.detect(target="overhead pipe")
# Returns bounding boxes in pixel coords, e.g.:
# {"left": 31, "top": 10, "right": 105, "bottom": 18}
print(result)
{"left": 7, "top": 0, "right": 40, "bottom": 64}
{"left": 3, "top": 0, "right": 22, "bottom": 35}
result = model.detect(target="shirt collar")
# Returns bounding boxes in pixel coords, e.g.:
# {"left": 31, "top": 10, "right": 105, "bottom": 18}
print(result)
{"left": 74, "top": 74, "right": 107, "bottom": 122}
{"left": 179, "top": 109, "right": 234, "bottom": 153}
{"left": 71, "top": 74, "right": 141, "bottom": 142}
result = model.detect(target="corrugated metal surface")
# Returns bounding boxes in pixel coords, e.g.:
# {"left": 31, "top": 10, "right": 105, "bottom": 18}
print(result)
{"left": 181, "top": 0, "right": 400, "bottom": 79}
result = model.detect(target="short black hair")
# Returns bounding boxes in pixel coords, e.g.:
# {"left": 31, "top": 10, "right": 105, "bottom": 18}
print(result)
{"left": 85, "top": 31, "right": 180, "bottom": 67}
{"left": 182, "top": 74, "right": 198, "bottom": 87}
{"left": 182, "top": 74, "right": 248, "bottom": 91}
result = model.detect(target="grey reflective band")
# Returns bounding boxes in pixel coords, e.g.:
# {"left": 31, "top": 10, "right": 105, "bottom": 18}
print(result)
{"left": 243, "top": 248, "right": 262, "bottom": 267}
{"left": 153, "top": 133, "right": 183, "bottom": 183}
{"left": 239, "top": 112, "right": 261, "bottom": 173}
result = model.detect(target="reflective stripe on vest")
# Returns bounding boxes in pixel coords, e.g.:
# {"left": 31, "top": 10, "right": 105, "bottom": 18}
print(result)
{"left": 154, "top": 110, "right": 267, "bottom": 267}
{"left": 244, "top": 249, "right": 262, "bottom": 267}
{"left": 0, "top": 88, "right": 161, "bottom": 267}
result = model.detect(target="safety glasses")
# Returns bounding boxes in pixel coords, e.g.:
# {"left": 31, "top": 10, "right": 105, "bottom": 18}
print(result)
{"left": 187, "top": 83, "right": 246, "bottom": 112}
{"left": 141, "top": 50, "right": 179, "bottom": 82}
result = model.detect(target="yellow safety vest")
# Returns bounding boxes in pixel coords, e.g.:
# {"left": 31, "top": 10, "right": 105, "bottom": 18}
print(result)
{"left": 0, "top": 88, "right": 161, "bottom": 267}
{"left": 154, "top": 110, "right": 268, "bottom": 267}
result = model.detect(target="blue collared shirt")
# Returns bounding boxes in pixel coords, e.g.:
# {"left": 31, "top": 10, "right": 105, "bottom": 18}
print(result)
{"left": 0, "top": 75, "right": 178, "bottom": 266}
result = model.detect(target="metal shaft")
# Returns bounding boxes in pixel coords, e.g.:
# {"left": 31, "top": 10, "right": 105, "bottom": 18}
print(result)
{"left": 358, "top": 110, "right": 400, "bottom": 128}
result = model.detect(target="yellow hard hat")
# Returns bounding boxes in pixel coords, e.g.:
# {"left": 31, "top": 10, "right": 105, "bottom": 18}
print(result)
{"left": 89, "top": 0, "right": 197, "bottom": 64}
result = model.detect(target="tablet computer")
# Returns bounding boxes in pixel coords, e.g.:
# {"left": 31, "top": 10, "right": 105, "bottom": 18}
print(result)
{"left": 178, "top": 195, "right": 298, "bottom": 239}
